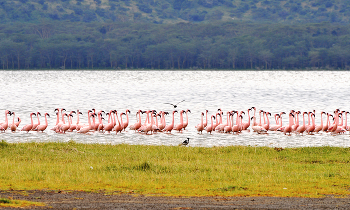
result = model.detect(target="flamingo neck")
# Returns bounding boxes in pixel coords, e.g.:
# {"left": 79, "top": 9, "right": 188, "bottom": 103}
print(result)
{"left": 45, "top": 115, "right": 48, "bottom": 126}
{"left": 171, "top": 112, "right": 176, "bottom": 126}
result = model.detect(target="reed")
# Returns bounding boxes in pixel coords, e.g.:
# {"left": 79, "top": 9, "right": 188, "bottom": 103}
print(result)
{"left": 1, "top": 140, "right": 349, "bottom": 197}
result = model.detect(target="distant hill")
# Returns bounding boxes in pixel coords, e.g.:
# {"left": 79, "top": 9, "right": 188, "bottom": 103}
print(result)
{"left": 0, "top": 0, "right": 349, "bottom": 24}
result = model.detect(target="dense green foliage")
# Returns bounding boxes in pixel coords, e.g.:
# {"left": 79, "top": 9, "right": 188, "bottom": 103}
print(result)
{"left": 0, "top": 21, "right": 349, "bottom": 70}
{"left": 0, "top": 0, "right": 349, "bottom": 24}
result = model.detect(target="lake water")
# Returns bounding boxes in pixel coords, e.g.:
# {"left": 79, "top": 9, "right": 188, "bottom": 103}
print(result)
{"left": 0, "top": 70, "right": 349, "bottom": 148}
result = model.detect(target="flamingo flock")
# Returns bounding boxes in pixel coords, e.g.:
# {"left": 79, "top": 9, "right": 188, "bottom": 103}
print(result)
{"left": 194, "top": 107, "right": 348, "bottom": 135}
{"left": 0, "top": 107, "right": 349, "bottom": 136}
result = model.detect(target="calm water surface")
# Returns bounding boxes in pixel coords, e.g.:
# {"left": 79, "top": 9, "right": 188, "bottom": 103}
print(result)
{"left": 1, "top": 70, "right": 349, "bottom": 148}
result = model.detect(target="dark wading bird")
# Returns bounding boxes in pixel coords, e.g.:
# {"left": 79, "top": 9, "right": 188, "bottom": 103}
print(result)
{"left": 179, "top": 137, "right": 190, "bottom": 146}
{"left": 165, "top": 100, "right": 185, "bottom": 108}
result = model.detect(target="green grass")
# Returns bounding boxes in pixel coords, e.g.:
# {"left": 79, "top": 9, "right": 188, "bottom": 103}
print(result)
{"left": 0, "top": 141, "right": 350, "bottom": 197}
{"left": 0, "top": 197, "right": 45, "bottom": 208}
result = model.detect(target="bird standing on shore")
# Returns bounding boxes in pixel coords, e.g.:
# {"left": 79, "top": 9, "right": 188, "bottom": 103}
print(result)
{"left": 179, "top": 138, "right": 190, "bottom": 146}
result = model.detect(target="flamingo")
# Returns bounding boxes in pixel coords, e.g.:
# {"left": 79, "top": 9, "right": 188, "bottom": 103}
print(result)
{"left": 242, "top": 107, "right": 253, "bottom": 130}
{"left": 291, "top": 111, "right": 300, "bottom": 132}
{"left": 129, "top": 110, "right": 143, "bottom": 131}
{"left": 114, "top": 112, "right": 125, "bottom": 134}
{"left": 269, "top": 114, "right": 282, "bottom": 131}
{"left": 262, "top": 112, "right": 271, "bottom": 131}
{"left": 9, "top": 111, "right": 17, "bottom": 132}
{"left": 232, "top": 111, "right": 241, "bottom": 134}
{"left": 68, "top": 110, "right": 80, "bottom": 132}
{"left": 103, "top": 110, "right": 115, "bottom": 133}
{"left": 92, "top": 110, "right": 104, "bottom": 131}
{"left": 322, "top": 113, "right": 330, "bottom": 132}
{"left": 283, "top": 113, "right": 294, "bottom": 135}
{"left": 183, "top": 109, "right": 191, "bottom": 130}
{"left": 330, "top": 110, "right": 343, "bottom": 134}
{"left": 203, "top": 110, "right": 209, "bottom": 128}
{"left": 342, "top": 111, "right": 349, "bottom": 131}
{"left": 205, "top": 115, "right": 216, "bottom": 134}
{"left": 306, "top": 113, "right": 316, "bottom": 134}
{"left": 36, "top": 113, "right": 50, "bottom": 132}
{"left": 74, "top": 110, "right": 83, "bottom": 131}
{"left": 31, "top": 112, "right": 41, "bottom": 131}
{"left": 252, "top": 107, "right": 258, "bottom": 126}
{"left": 60, "top": 113, "right": 72, "bottom": 133}
{"left": 15, "top": 117, "right": 21, "bottom": 128}
{"left": 122, "top": 109, "right": 131, "bottom": 131}
{"left": 21, "top": 112, "right": 37, "bottom": 133}
{"left": 157, "top": 111, "right": 167, "bottom": 131}
{"left": 140, "top": 111, "right": 155, "bottom": 135}
{"left": 173, "top": 110, "right": 185, "bottom": 132}
{"left": 224, "top": 112, "right": 233, "bottom": 133}
{"left": 164, "top": 110, "right": 177, "bottom": 133}
{"left": 251, "top": 116, "right": 268, "bottom": 134}
{"left": 296, "top": 112, "right": 307, "bottom": 135}
{"left": 0, "top": 110, "right": 11, "bottom": 131}
{"left": 77, "top": 113, "right": 94, "bottom": 134}
{"left": 314, "top": 112, "right": 326, "bottom": 133}
{"left": 195, "top": 112, "right": 205, "bottom": 134}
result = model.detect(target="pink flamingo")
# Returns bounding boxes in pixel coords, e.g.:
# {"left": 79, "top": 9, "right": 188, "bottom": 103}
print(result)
{"left": 60, "top": 114, "right": 72, "bottom": 133}
{"left": 157, "top": 111, "right": 167, "bottom": 131}
{"left": 114, "top": 112, "right": 125, "bottom": 133}
{"left": 296, "top": 112, "right": 307, "bottom": 135}
{"left": 342, "top": 111, "right": 349, "bottom": 131}
{"left": 77, "top": 112, "right": 94, "bottom": 134}
{"left": 31, "top": 112, "right": 41, "bottom": 131}
{"left": 75, "top": 110, "right": 84, "bottom": 131}
{"left": 242, "top": 107, "right": 253, "bottom": 130}
{"left": 314, "top": 112, "right": 326, "bottom": 133}
{"left": 0, "top": 110, "right": 11, "bottom": 131}
{"left": 203, "top": 110, "right": 209, "bottom": 128}
{"left": 183, "top": 109, "right": 191, "bottom": 130}
{"left": 129, "top": 110, "right": 143, "bottom": 131}
{"left": 164, "top": 110, "right": 177, "bottom": 133}
{"left": 213, "top": 112, "right": 220, "bottom": 130}
{"left": 36, "top": 113, "right": 50, "bottom": 132}
{"left": 216, "top": 111, "right": 231, "bottom": 132}
{"left": 252, "top": 107, "right": 258, "bottom": 126}
{"left": 9, "top": 112, "right": 17, "bottom": 132}
{"left": 224, "top": 112, "right": 233, "bottom": 133}
{"left": 251, "top": 116, "right": 267, "bottom": 134}
{"left": 140, "top": 111, "right": 155, "bottom": 135}
{"left": 15, "top": 117, "right": 21, "bottom": 128}
{"left": 173, "top": 110, "right": 185, "bottom": 132}
{"left": 232, "top": 111, "right": 241, "bottom": 134}
{"left": 68, "top": 110, "right": 81, "bottom": 132}
{"left": 262, "top": 112, "right": 271, "bottom": 131}
{"left": 269, "top": 114, "right": 283, "bottom": 131}
{"left": 51, "top": 109, "right": 60, "bottom": 131}
{"left": 328, "top": 110, "right": 339, "bottom": 133}
{"left": 322, "top": 113, "right": 330, "bottom": 132}
{"left": 122, "top": 109, "right": 130, "bottom": 131}
{"left": 205, "top": 115, "right": 216, "bottom": 134}
{"left": 283, "top": 113, "right": 294, "bottom": 135}
{"left": 291, "top": 111, "right": 300, "bottom": 132}
{"left": 195, "top": 112, "right": 205, "bottom": 134}
{"left": 306, "top": 113, "right": 316, "bottom": 134}
{"left": 103, "top": 110, "right": 115, "bottom": 133}
{"left": 21, "top": 112, "right": 37, "bottom": 133}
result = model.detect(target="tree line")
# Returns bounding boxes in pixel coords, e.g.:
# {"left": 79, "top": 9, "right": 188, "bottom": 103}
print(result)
{"left": 0, "top": 21, "right": 349, "bottom": 70}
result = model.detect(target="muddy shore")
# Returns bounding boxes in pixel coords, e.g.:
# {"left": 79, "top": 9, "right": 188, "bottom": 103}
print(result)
{"left": 1, "top": 190, "right": 350, "bottom": 209}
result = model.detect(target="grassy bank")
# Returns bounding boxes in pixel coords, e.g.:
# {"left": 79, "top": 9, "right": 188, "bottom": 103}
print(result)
{"left": 0, "top": 141, "right": 349, "bottom": 198}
